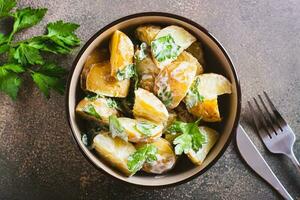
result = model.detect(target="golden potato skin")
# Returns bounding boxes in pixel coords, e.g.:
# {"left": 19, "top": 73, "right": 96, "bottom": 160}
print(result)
{"left": 110, "top": 30, "right": 134, "bottom": 78}
{"left": 186, "top": 41, "right": 206, "bottom": 68}
{"left": 154, "top": 59, "right": 197, "bottom": 109}
{"left": 83, "top": 62, "right": 130, "bottom": 97}
{"left": 187, "top": 126, "right": 219, "bottom": 165}
{"left": 141, "top": 138, "right": 176, "bottom": 174}
{"left": 93, "top": 132, "right": 136, "bottom": 176}
{"left": 76, "top": 97, "right": 119, "bottom": 125}
{"left": 133, "top": 88, "right": 169, "bottom": 124}
{"left": 176, "top": 51, "right": 203, "bottom": 75}
{"left": 188, "top": 99, "right": 221, "bottom": 122}
{"left": 135, "top": 25, "right": 161, "bottom": 45}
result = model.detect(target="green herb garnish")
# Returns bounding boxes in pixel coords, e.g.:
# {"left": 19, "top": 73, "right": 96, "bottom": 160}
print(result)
{"left": 151, "top": 34, "right": 181, "bottom": 62}
{"left": 168, "top": 119, "right": 206, "bottom": 155}
{"left": 157, "top": 82, "right": 173, "bottom": 106}
{"left": 134, "top": 42, "right": 148, "bottom": 63}
{"left": 134, "top": 121, "right": 157, "bottom": 136}
{"left": 185, "top": 77, "right": 204, "bottom": 109}
{"left": 0, "top": 0, "right": 80, "bottom": 100}
{"left": 127, "top": 144, "right": 158, "bottom": 174}
{"left": 109, "top": 115, "right": 127, "bottom": 141}
{"left": 116, "top": 64, "right": 135, "bottom": 81}
{"left": 83, "top": 104, "right": 101, "bottom": 119}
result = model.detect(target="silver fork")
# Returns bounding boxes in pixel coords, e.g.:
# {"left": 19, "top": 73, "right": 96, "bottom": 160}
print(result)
{"left": 248, "top": 91, "right": 300, "bottom": 173}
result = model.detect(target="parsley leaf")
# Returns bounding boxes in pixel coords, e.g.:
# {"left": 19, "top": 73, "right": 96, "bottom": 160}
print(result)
{"left": 0, "top": 33, "right": 9, "bottom": 54}
{"left": 151, "top": 34, "right": 181, "bottom": 62}
{"left": 0, "top": 64, "right": 24, "bottom": 100}
{"left": 106, "top": 98, "right": 119, "bottom": 109}
{"left": 13, "top": 43, "right": 44, "bottom": 65}
{"left": 157, "top": 81, "right": 173, "bottom": 106}
{"left": 109, "top": 115, "right": 128, "bottom": 141}
{"left": 169, "top": 119, "right": 206, "bottom": 155}
{"left": 127, "top": 144, "right": 158, "bottom": 174}
{"left": 0, "top": 0, "right": 16, "bottom": 17}
{"left": 83, "top": 104, "right": 101, "bottom": 119}
{"left": 13, "top": 7, "right": 47, "bottom": 33}
{"left": 134, "top": 121, "right": 157, "bottom": 136}
{"left": 31, "top": 63, "right": 66, "bottom": 98}
{"left": 185, "top": 77, "right": 204, "bottom": 109}
{"left": 116, "top": 64, "right": 136, "bottom": 81}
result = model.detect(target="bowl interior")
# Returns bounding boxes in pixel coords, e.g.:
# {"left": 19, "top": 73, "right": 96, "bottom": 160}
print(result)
{"left": 67, "top": 14, "right": 240, "bottom": 186}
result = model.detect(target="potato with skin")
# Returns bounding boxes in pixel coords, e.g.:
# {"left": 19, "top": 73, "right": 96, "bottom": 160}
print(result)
{"left": 133, "top": 88, "right": 169, "bottom": 124}
{"left": 186, "top": 41, "right": 206, "bottom": 68}
{"left": 109, "top": 30, "right": 134, "bottom": 78}
{"left": 93, "top": 132, "right": 136, "bottom": 176}
{"left": 175, "top": 51, "right": 203, "bottom": 75}
{"left": 82, "top": 62, "right": 130, "bottom": 97}
{"left": 76, "top": 96, "right": 118, "bottom": 125}
{"left": 152, "top": 25, "right": 196, "bottom": 69}
{"left": 187, "top": 126, "right": 219, "bottom": 165}
{"left": 118, "top": 117, "right": 163, "bottom": 143}
{"left": 186, "top": 73, "right": 232, "bottom": 122}
{"left": 141, "top": 138, "right": 176, "bottom": 174}
{"left": 154, "top": 57, "right": 197, "bottom": 109}
{"left": 135, "top": 25, "right": 161, "bottom": 45}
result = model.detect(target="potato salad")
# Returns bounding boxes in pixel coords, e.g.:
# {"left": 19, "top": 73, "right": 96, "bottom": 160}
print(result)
{"left": 76, "top": 25, "right": 232, "bottom": 176}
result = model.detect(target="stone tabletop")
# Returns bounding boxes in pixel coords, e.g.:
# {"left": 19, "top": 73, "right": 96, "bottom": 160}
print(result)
{"left": 0, "top": 0, "right": 299, "bottom": 199}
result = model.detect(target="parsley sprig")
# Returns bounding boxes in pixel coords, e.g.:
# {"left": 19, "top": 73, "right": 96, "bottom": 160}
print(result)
{"left": 0, "top": 0, "right": 80, "bottom": 100}
{"left": 168, "top": 119, "right": 206, "bottom": 155}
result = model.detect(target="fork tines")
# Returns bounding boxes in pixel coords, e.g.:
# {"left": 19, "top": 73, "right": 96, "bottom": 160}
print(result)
{"left": 248, "top": 91, "right": 286, "bottom": 139}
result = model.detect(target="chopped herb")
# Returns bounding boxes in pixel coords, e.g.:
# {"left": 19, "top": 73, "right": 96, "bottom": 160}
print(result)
{"left": 134, "top": 121, "right": 157, "bottom": 136}
{"left": 151, "top": 34, "right": 181, "bottom": 62}
{"left": 185, "top": 77, "right": 204, "bottom": 109}
{"left": 116, "top": 64, "right": 136, "bottom": 81}
{"left": 106, "top": 98, "right": 119, "bottom": 109}
{"left": 109, "top": 115, "right": 127, "bottom": 141}
{"left": 134, "top": 42, "right": 148, "bottom": 63}
{"left": 83, "top": 104, "right": 101, "bottom": 119}
{"left": 168, "top": 119, "right": 206, "bottom": 155}
{"left": 157, "top": 82, "right": 173, "bottom": 106}
{"left": 127, "top": 144, "right": 158, "bottom": 174}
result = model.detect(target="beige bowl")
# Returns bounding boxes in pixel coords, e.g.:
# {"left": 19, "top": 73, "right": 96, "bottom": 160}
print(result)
{"left": 66, "top": 12, "right": 241, "bottom": 187}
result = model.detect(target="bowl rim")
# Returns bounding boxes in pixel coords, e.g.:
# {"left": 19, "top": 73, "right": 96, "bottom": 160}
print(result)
{"left": 65, "top": 12, "right": 242, "bottom": 187}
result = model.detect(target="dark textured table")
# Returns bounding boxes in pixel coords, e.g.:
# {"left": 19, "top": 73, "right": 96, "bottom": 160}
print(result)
{"left": 0, "top": 0, "right": 299, "bottom": 199}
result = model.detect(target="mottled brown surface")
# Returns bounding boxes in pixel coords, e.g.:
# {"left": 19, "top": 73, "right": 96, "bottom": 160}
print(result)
{"left": 0, "top": 0, "right": 300, "bottom": 199}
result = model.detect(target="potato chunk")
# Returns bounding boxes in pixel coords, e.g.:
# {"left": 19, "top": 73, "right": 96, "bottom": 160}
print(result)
{"left": 133, "top": 88, "right": 169, "bottom": 124}
{"left": 93, "top": 132, "right": 136, "bottom": 176}
{"left": 186, "top": 41, "right": 206, "bottom": 68}
{"left": 118, "top": 117, "right": 163, "bottom": 143}
{"left": 135, "top": 25, "right": 161, "bottom": 45}
{"left": 154, "top": 57, "right": 197, "bottom": 109}
{"left": 185, "top": 73, "right": 232, "bottom": 122}
{"left": 109, "top": 30, "right": 134, "bottom": 78}
{"left": 82, "top": 62, "right": 130, "bottom": 97}
{"left": 76, "top": 96, "right": 118, "bottom": 125}
{"left": 141, "top": 138, "right": 176, "bottom": 174}
{"left": 187, "top": 126, "right": 219, "bottom": 165}
{"left": 151, "top": 25, "right": 196, "bottom": 69}
{"left": 176, "top": 51, "right": 203, "bottom": 75}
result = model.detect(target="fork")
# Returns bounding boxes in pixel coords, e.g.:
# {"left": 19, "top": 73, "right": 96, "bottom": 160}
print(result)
{"left": 248, "top": 91, "right": 300, "bottom": 173}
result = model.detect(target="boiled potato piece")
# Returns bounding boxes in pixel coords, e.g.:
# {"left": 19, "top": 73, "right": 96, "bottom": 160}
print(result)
{"left": 109, "top": 30, "right": 134, "bottom": 78}
{"left": 187, "top": 126, "right": 219, "bottom": 165}
{"left": 188, "top": 99, "right": 221, "bottom": 122}
{"left": 133, "top": 88, "right": 169, "bottom": 124}
{"left": 93, "top": 132, "right": 136, "bottom": 176}
{"left": 136, "top": 55, "right": 160, "bottom": 92}
{"left": 76, "top": 96, "right": 118, "bottom": 125}
{"left": 81, "top": 48, "right": 109, "bottom": 89}
{"left": 141, "top": 138, "right": 176, "bottom": 174}
{"left": 118, "top": 117, "right": 163, "bottom": 143}
{"left": 186, "top": 41, "right": 206, "bottom": 68}
{"left": 176, "top": 51, "right": 203, "bottom": 75}
{"left": 186, "top": 73, "right": 232, "bottom": 122}
{"left": 152, "top": 25, "right": 196, "bottom": 69}
{"left": 82, "top": 62, "right": 130, "bottom": 97}
{"left": 154, "top": 57, "right": 197, "bottom": 109}
{"left": 135, "top": 25, "right": 161, "bottom": 45}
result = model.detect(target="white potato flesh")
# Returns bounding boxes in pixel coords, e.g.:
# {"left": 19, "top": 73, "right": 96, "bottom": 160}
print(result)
{"left": 76, "top": 97, "right": 118, "bottom": 125}
{"left": 109, "top": 30, "right": 134, "bottom": 78}
{"left": 93, "top": 132, "right": 136, "bottom": 176}
{"left": 187, "top": 126, "right": 219, "bottom": 165}
{"left": 142, "top": 138, "right": 176, "bottom": 174}
{"left": 176, "top": 51, "right": 203, "bottom": 75}
{"left": 83, "top": 62, "right": 130, "bottom": 97}
{"left": 118, "top": 117, "right": 163, "bottom": 143}
{"left": 152, "top": 25, "right": 196, "bottom": 69}
{"left": 135, "top": 25, "right": 161, "bottom": 45}
{"left": 133, "top": 88, "right": 169, "bottom": 124}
